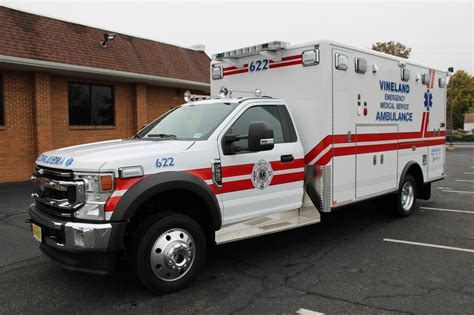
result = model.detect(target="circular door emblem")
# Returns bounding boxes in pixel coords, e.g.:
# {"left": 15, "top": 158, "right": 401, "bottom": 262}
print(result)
{"left": 251, "top": 160, "right": 274, "bottom": 190}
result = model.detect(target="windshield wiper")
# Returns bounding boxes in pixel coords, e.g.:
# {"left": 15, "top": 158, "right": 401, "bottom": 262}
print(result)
{"left": 147, "top": 133, "right": 177, "bottom": 140}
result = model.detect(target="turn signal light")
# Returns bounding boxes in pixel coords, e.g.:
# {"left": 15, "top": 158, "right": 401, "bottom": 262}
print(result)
{"left": 100, "top": 175, "right": 113, "bottom": 191}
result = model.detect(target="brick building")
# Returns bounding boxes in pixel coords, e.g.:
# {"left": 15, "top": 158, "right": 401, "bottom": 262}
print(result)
{"left": 0, "top": 7, "right": 210, "bottom": 183}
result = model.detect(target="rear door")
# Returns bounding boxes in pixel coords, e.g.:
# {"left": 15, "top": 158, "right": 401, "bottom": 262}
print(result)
{"left": 426, "top": 70, "right": 446, "bottom": 180}
{"left": 217, "top": 103, "right": 305, "bottom": 225}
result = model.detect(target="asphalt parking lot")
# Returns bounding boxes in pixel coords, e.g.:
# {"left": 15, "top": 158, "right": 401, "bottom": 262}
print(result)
{"left": 1, "top": 147, "right": 473, "bottom": 314}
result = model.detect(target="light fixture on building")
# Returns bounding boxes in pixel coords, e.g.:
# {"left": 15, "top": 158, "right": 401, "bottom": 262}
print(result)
{"left": 100, "top": 33, "right": 116, "bottom": 48}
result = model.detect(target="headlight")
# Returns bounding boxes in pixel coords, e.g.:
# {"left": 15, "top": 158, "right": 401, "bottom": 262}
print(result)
{"left": 74, "top": 173, "right": 114, "bottom": 220}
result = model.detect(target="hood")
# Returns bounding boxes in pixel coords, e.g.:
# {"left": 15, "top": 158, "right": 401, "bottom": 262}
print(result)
{"left": 35, "top": 139, "right": 195, "bottom": 171}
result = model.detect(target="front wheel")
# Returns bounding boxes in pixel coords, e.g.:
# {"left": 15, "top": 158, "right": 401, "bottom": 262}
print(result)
{"left": 395, "top": 174, "right": 417, "bottom": 217}
{"left": 130, "top": 213, "right": 206, "bottom": 294}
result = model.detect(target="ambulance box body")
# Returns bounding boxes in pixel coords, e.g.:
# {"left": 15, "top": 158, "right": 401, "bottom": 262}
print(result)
{"left": 211, "top": 40, "right": 446, "bottom": 210}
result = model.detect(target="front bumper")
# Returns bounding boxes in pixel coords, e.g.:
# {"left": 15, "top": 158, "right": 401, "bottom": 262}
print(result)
{"left": 28, "top": 204, "right": 127, "bottom": 274}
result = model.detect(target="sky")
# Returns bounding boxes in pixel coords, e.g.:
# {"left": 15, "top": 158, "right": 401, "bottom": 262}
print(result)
{"left": 3, "top": 0, "right": 473, "bottom": 74}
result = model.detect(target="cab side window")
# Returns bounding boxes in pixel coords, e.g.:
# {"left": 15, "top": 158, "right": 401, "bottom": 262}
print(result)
{"left": 225, "top": 105, "right": 296, "bottom": 152}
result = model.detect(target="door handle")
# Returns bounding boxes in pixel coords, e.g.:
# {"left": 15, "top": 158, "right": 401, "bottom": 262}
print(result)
{"left": 281, "top": 154, "right": 294, "bottom": 163}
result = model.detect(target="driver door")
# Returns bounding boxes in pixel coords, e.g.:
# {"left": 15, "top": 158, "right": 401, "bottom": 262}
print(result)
{"left": 217, "top": 103, "right": 305, "bottom": 225}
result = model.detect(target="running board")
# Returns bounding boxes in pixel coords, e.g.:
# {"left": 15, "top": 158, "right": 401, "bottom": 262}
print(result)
{"left": 215, "top": 207, "right": 321, "bottom": 245}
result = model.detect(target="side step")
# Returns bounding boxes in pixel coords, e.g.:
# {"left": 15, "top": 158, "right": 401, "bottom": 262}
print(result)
{"left": 215, "top": 207, "right": 321, "bottom": 245}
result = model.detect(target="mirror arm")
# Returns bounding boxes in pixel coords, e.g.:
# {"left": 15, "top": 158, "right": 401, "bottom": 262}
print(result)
{"left": 225, "top": 134, "right": 248, "bottom": 143}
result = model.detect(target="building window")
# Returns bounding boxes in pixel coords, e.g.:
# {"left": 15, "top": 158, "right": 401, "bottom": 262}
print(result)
{"left": 0, "top": 76, "right": 4, "bottom": 126}
{"left": 68, "top": 82, "right": 114, "bottom": 126}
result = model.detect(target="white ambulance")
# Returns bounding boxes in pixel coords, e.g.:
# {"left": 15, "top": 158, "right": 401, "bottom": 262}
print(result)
{"left": 28, "top": 40, "right": 447, "bottom": 294}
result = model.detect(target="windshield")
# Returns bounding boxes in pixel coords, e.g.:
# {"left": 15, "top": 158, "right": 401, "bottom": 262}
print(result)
{"left": 136, "top": 103, "right": 238, "bottom": 140}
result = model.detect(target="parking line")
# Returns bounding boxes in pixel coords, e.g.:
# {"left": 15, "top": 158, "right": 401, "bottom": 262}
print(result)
{"left": 384, "top": 238, "right": 474, "bottom": 253}
{"left": 455, "top": 179, "right": 474, "bottom": 183}
{"left": 441, "top": 189, "right": 474, "bottom": 194}
{"left": 420, "top": 206, "right": 474, "bottom": 214}
{"left": 464, "top": 172, "right": 474, "bottom": 175}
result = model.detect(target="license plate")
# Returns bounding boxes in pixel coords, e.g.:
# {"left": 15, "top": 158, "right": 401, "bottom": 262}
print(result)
{"left": 32, "top": 223, "right": 42, "bottom": 242}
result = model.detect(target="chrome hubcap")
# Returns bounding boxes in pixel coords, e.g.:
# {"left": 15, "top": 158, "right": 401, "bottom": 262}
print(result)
{"left": 401, "top": 181, "right": 414, "bottom": 211}
{"left": 150, "top": 228, "right": 195, "bottom": 281}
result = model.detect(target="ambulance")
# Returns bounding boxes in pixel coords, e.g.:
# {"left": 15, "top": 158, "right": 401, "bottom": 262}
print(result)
{"left": 28, "top": 39, "right": 447, "bottom": 293}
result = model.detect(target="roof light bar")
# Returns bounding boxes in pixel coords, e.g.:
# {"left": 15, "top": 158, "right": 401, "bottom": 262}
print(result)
{"left": 212, "top": 41, "right": 290, "bottom": 61}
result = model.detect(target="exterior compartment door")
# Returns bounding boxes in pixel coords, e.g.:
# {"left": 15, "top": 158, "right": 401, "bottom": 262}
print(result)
{"left": 331, "top": 48, "right": 358, "bottom": 205}
{"left": 356, "top": 124, "right": 398, "bottom": 199}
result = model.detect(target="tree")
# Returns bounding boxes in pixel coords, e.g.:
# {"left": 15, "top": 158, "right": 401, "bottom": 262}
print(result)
{"left": 372, "top": 41, "right": 412, "bottom": 59}
{"left": 447, "top": 70, "right": 474, "bottom": 129}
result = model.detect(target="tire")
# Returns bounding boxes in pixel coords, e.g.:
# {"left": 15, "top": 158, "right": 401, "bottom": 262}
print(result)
{"left": 130, "top": 213, "right": 206, "bottom": 294}
{"left": 394, "top": 174, "right": 417, "bottom": 217}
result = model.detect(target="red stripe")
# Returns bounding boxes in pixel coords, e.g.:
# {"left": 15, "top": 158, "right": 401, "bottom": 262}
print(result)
{"left": 429, "top": 139, "right": 446, "bottom": 146}
{"left": 304, "top": 136, "right": 332, "bottom": 163}
{"left": 430, "top": 70, "right": 435, "bottom": 89}
{"left": 224, "top": 55, "right": 300, "bottom": 70}
{"left": 396, "top": 132, "right": 421, "bottom": 140}
{"left": 269, "top": 55, "right": 302, "bottom": 63}
{"left": 399, "top": 140, "right": 429, "bottom": 150}
{"left": 316, "top": 149, "right": 333, "bottom": 166}
{"left": 186, "top": 168, "right": 212, "bottom": 180}
{"left": 420, "top": 112, "right": 426, "bottom": 134}
{"left": 105, "top": 177, "right": 147, "bottom": 212}
{"left": 224, "top": 68, "right": 249, "bottom": 76}
{"left": 315, "top": 138, "right": 446, "bottom": 166}
{"left": 269, "top": 59, "right": 302, "bottom": 69}
{"left": 222, "top": 55, "right": 302, "bottom": 76}
{"left": 271, "top": 172, "right": 305, "bottom": 185}
{"left": 282, "top": 54, "right": 302, "bottom": 61}
{"left": 185, "top": 161, "right": 305, "bottom": 194}
{"left": 424, "top": 112, "right": 430, "bottom": 136}
{"left": 105, "top": 196, "right": 121, "bottom": 212}
{"left": 271, "top": 158, "right": 304, "bottom": 171}
{"left": 354, "top": 133, "right": 398, "bottom": 142}
{"left": 115, "top": 177, "right": 146, "bottom": 191}
{"left": 223, "top": 66, "right": 237, "bottom": 71}
{"left": 426, "top": 130, "right": 446, "bottom": 138}
{"left": 305, "top": 108, "right": 433, "bottom": 164}
{"left": 221, "top": 179, "right": 254, "bottom": 193}
{"left": 223, "top": 59, "right": 303, "bottom": 76}
{"left": 219, "top": 171, "right": 305, "bottom": 194}
{"left": 208, "top": 184, "right": 221, "bottom": 194}
{"left": 221, "top": 164, "right": 254, "bottom": 177}
{"left": 223, "top": 63, "right": 249, "bottom": 72}
{"left": 425, "top": 112, "right": 430, "bottom": 133}
{"left": 334, "top": 145, "right": 356, "bottom": 156}
{"left": 357, "top": 143, "right": 399, "bottom": 154}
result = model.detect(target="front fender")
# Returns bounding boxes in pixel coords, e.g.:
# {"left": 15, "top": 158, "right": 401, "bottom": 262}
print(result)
{"left": 110, "top": 171, "right": 221, "bottom": 231}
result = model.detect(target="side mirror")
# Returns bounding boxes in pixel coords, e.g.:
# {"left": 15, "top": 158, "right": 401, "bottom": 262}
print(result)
{"left": 248, "top": 121, "right": 274, "bottom": 152}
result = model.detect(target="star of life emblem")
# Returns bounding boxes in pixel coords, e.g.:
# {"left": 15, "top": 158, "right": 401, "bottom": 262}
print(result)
{"left": 251, "top": 159, "right": 274, "bottom": 190}
{"left": 424, "top": 89, "right": 433, "bottom": 111}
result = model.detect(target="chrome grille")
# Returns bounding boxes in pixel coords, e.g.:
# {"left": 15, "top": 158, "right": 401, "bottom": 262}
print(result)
{"left": 32, "top": 167, "right": 85, "bottom": 216}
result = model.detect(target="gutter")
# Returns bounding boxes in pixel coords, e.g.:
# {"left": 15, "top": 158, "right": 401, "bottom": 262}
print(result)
{"left": 0, "top": 55, "right": 210, "bottom": 90}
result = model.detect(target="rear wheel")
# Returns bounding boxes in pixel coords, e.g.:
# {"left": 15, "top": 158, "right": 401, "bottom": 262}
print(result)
{"left": 395, "top": 174, "right": 417, "bottom": 217}
{"left": 130, "top": 213, "right": 206, "bottom": 294}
